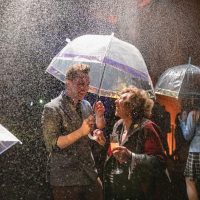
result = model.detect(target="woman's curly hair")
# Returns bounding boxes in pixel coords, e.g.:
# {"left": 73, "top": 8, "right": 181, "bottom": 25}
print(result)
{"left": 120, "top": 86, "right": 154, "bottom": 120}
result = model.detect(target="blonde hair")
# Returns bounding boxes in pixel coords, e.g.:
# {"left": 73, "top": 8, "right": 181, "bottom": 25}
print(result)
{"left": 65, "top": 63, "right": 90, "bottom": 80}
{"left": 191, "top": 99, "right": 200, "bottom": 123}
{"left": 192, "top": 111, "right": 200, "bottom": 123}
{"left": 121, "top": 86, "right": 154, "bottom": 119}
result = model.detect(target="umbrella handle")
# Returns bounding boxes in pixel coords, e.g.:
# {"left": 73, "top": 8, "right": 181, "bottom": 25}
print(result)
{"left": 96, "top": 63, "right": 107, "bottom": 98}
{"left": 188, "top": 56, "right": 191, "bottom": 64}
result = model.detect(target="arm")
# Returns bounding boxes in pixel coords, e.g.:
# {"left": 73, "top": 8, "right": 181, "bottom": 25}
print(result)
{"left": 42, "top": 106, "right": 94, "bottom": 151}
{"left": 113, "top": 123, "right": 165, "bottom": 168}
{"left": 42, "top": 106, "right": 61, "bottom": 152}
{"left": 132, "top": 123, "right": 165, "bottom": 165}
{"left": 180, "top": 111, "right": 196, "bottom": 141}
{"left": 93, "top": 101, "right": 106, "bottom": 129}
{"left": 56, "top": 118, "right": 93, "bottom": 149}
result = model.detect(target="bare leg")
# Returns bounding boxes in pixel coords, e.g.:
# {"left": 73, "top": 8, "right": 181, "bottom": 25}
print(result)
{"left": 186, "top": 177, "right": 199, "bottom": 200}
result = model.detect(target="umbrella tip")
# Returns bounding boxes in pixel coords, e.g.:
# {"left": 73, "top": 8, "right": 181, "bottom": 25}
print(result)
{"left": 188, "top": 56, "right": 192, "bottom": 64}
{"left": 66, "top": 38, "right": 71, "bottom": 43}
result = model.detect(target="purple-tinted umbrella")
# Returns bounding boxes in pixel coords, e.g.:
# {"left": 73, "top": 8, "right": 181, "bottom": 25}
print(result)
{"left": 0, "top": 124, "right": 22, "bottom": 155}
{"left": 46, "top": 33, "right": 154, "bottom": 98}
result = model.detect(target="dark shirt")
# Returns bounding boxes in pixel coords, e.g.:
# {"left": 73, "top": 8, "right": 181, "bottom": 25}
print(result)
{"left": 42, "top": 91, "right": 98, "bottom": 186}
{"left": 104, "top": 119, "right": 167, "bottom": 200}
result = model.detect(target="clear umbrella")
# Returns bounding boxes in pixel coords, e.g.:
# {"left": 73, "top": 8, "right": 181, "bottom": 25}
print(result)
{"left": 0, "top": 124, "right": 22, "bottom": 155}
{"left": 46, "top": 33, "right": 154, "bottom": 98}
{"left": 155, "top": 59, "right": 200, "bottom": 99}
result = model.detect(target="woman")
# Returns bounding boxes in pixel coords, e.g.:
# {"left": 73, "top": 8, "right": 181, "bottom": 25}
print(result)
{"left": 171, "top": 110, "right": 189, "bottom": 200}
{"left": 174, "top": 110, "right": 189, "bottom": 165}
{"left": 180, "top": 101, "right": 200, "bottom": 200}
{"left": 104, "top": 86, "right": 169, "bottom": 200}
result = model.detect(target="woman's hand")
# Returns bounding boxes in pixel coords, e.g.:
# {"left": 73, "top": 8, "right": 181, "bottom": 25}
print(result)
{"left": 112, "top": 146, "right": 132, "bottom": 164}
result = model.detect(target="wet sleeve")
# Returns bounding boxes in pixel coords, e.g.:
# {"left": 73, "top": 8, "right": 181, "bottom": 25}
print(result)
{"left": 143, "top": 124, "right": 164, "bottom": 155}
{"left": 41, "top": 105, "right": 61, "bottom": 152}
{"left": 128, "top": 153, "right": 156, "bottom": 180}
{"left": 129, "top": 123, "right": 165, "bottom": 179}
{"left": 180, "top": 112, "right": 196, "bottom": 141}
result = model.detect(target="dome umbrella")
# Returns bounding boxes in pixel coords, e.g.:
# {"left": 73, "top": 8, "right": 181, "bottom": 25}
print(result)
{"left": 155, "top": 59, "right": 200, "bottom": 99}
{"left": 0, "top": 124, "right": 22, "bottom": 155}
{"left": 46, "top": 33, "right": 154, "bottom": 98}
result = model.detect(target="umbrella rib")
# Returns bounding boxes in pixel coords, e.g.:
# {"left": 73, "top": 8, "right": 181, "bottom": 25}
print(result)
{"left": 177, "top": 64, "right": 189, "bottom": 98}
{"left": 0, "top": 141, "right": 18, "bottom": 155}
{"left": 96, "top": 33, "right": 115, "bottom": 99}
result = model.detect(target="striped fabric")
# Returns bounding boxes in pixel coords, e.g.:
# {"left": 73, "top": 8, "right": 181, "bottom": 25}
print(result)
{"left": 184, "top": 152, "right": 200, "bottom": 179}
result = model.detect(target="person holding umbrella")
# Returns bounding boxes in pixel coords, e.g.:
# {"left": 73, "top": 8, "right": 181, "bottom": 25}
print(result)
{"left": 42, "top": 63, "right": 106, "bottom": 200}
{"left": 180, "top": 99, "right": 200, "bottom": 200}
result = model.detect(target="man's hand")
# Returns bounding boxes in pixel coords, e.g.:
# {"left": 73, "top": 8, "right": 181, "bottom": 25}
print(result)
{"left": 93, "top": 101, "right": 105, "bottom": 117}
{"left": 80, "top": 115, "right": 95, "bottom": 136}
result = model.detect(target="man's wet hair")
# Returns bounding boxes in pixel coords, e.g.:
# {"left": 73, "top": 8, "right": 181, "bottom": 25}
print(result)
{"left": 65, "top": 63, "right": 90, "bottom": 80}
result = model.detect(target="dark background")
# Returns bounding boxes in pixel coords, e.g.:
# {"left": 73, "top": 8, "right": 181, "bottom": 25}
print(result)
{"left": 1, "top": 0, "right": 200, "bottom": 199}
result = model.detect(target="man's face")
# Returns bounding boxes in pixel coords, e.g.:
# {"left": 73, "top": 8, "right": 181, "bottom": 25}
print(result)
{"left": 67, "top": 72, "right": 90, "bottom": 100}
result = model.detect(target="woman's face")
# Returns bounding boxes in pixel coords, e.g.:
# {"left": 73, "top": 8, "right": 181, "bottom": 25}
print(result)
{"left": 115, "top": 92, "right": 132, "bottom": 119}
{"left": 181, "top": 110, "right": 188, "bottom": 121}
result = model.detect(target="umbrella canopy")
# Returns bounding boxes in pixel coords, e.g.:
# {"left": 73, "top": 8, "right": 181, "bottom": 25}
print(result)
{"left": 46, "top": 33, "right": 154, "bottom": 98}
{"left": 0, "top": 124, "right": 22, "bottom": 155}
{"left": 155, "top": 64, "right": 200, "bottom": 99}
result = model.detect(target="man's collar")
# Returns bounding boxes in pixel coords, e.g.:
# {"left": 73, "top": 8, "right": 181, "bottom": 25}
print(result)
{"left": 61, "top": 91, "right": 81, "bottom": 106}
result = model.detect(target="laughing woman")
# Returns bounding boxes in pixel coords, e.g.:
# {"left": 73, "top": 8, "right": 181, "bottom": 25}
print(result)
{"left": 104, "top": 86, "right": 169, "bottom": 200}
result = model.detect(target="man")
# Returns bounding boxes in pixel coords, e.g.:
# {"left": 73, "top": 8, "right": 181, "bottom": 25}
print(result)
{"left": 42, "top": 63, "right": 106, "bottom": 200}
